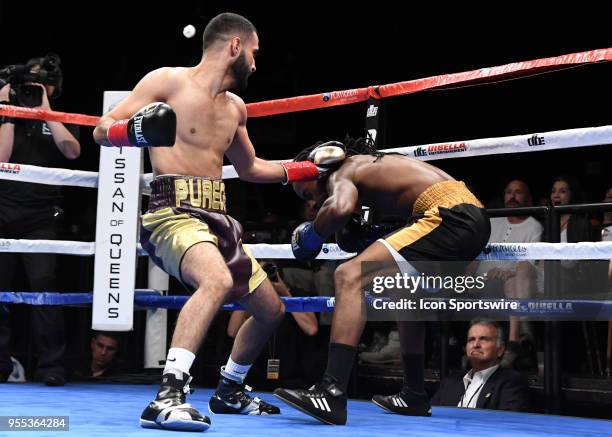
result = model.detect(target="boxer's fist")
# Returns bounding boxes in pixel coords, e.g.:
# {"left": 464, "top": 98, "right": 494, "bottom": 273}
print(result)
{"left": 282, "top": 141, "right": 346, "bottom": 184}
{"left": 336, "top": 214, "right": 406, "bottom": 254}
{"left": 291, "top": 221, "right": 325, "bottom": 261}
{"left": 335, "top": 213, "right": 371, "bottom": 253}
{"left": 107, "top": 102, "right": 176, "bottom": 147}
{"left": 308, "top": 141, "right": 346, "bottom": 168}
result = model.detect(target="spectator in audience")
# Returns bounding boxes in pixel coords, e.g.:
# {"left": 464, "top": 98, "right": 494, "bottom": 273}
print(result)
{"left": 600, "top": 186, "right": 612, "bottom": 288}
{"left": 0, "top": 308, "right": 11, "bottom": 382}
{"left": 549, "top": 176, "right": 608, "bottom": 374}
{"left": 551, "top": 175, "right": 596, "bottom": 243}
{"left": 473, "top": 179, "right": 542, "bottom": 369}
{"left": 227, "top": 261, "right": 319, "bottom": 388}
{"left": 550, "top": 175, "right": 607, "bottom": 293}
{"left": 602, "top": 186, "right": 612, "bottom": 233}
{"left": 70, "top": 331, "right": 122, "bottom": 380}
{"left": 431, "top": 319, "right": 531, "bottom": 412}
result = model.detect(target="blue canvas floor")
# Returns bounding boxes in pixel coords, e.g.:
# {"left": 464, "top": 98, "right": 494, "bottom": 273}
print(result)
{"left": 1, "top": 383, "right": 611, "bottom": 436}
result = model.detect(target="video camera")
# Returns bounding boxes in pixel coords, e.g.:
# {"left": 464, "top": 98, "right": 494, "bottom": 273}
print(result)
{"left": 0, "top": 53, "right": 63, "bottom": 107}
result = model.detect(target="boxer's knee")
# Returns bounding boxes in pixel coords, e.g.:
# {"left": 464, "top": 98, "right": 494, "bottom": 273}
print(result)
{"left": 192, "top": 269, "right": 233, "bottom": 302}
{"left": 266, "top": 298, "right": 285, "bottom": 326}
{"left": 335, "top": 261, "right": 361, "bottom": 296}
{"left": 210, "top": 270, "right": 234, "bottom": 297}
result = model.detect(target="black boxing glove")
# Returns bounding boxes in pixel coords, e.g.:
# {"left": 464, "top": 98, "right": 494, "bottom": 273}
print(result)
{"left": 336, "top": 214, "right": 407, "bottom": 254}
{"left": 107, "top": 102, "right": 176, "bottom": 147}
{"left": 335, "top": 214, "right": 370, "bottom": 253}
{"left": 291, "top": 221, "right": 325, "bottom": 261}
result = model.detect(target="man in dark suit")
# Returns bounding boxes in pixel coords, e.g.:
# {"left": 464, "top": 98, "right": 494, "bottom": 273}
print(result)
{"left": 431, "top": 319, "right": 531, "bottom": 412}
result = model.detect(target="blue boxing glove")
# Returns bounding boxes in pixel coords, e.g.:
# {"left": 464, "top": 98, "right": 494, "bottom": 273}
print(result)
{"left": 291, "top": 221, "right": 325, "bottom": 261}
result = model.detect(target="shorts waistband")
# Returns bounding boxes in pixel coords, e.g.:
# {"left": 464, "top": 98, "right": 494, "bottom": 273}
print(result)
{"left": 149, "top": 175, "right": 227, "bottom": 213}
{"left": 413, "top": 180, "right": 483, "bottom": 213}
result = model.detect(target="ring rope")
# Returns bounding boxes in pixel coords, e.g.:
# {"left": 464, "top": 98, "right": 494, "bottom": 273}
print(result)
{"left": 1, "top": 238, "right": 611, "bottom": 261}
{"left": 1, "top": 125, "right": 610, "bottom": 187}
{"left": 246, "top": 48, "right": 612, "bottom": 117}
{"left": 0, "top": 163, "right": 154, "bottom": 189}
{"left": 1, "top": 48, "right": 610, "bottom": 124}
{"left": 1, "top": 291, "right": 612, "bottom": 318}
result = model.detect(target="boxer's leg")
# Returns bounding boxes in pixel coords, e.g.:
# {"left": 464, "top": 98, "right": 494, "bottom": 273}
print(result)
{"left": 209, "top": 278, "right": 284, "bottom": 415}
{"left": 275, "top": 242, "right": 394, "bottom": 425}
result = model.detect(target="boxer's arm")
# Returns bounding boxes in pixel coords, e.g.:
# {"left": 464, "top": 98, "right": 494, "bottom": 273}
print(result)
{"left": 226, "top": 124, "right": 286, "bottom": 182}
{"left": 313, "top": 175, "right": 358, "bottom": 237}
{"left": 225, "top": 96, "right": 286, "bottom": 183}
{"left": 93, "top": 68, "right": 172, "bottom": 147}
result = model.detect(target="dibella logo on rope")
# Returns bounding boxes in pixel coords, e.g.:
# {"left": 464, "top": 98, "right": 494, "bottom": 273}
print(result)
{"left": 413, "top": 143, "right": 468, "bottom": 157}
{"left": 482, "top": 244, "right": 529, "bottom": 259}
{"left": 0, "top": 163, "right": 21, "bottom": 174}
{"left": 527, "top": 134, "right": 546, "bottom": 146}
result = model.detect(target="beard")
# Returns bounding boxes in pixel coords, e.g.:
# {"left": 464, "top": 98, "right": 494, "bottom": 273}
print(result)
{"left": 230, "top": 52, "right": 251, "bottom": 91}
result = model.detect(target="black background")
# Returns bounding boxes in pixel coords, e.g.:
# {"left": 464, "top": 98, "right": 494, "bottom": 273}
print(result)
{"left": 1, "top": 1, "right": 612, "bottom": 400}
{"left": 1, "top": 1, "right": 611, "bottom": 224}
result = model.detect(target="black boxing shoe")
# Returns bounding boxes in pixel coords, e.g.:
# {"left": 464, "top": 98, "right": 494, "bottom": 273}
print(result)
{"left": 140, "top": 372, "right": 210, "bottom": 432}
{"left": 372, "top": 388, "right": 432, "bottom": 416}
{"left": 209, "top": 371, "right": 280, "bottom": 415}
{"left": 274, "top": 376, "right": 347, "bottom": 425}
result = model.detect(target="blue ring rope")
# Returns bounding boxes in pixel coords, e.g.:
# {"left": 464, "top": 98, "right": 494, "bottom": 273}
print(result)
{"left": 1, "top": 291, "right": 611, "bottom": 318}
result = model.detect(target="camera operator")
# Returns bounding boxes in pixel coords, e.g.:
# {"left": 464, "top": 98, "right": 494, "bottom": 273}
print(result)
{"left": 0, "top": 54, "right": 80, "bottom": 386}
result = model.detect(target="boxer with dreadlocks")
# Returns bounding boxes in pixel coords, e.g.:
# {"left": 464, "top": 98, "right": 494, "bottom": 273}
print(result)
{"left": 275, "top": 136, "right": 491, "bottom": 425}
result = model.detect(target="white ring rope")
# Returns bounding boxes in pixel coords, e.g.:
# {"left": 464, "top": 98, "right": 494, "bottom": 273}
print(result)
{"left": 0, "top": 162, "right": 154, "bottom": 190}
{"left": 383, "top": 125, "right": 612, "bottom": 162}
{"left": 0, "top": 125, "right": 609, "bottom": 186}
{"left": 1, "top": 125, "right": 609, "bottom": 263}
{"left": 1, "top": 238, "right": 611, "bottom": 261}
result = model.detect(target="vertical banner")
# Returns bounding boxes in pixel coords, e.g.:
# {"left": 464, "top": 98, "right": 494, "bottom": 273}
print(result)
{"left": 365, "top": 95, "right": 381, "bottom": 147}
{"left": 364, "top": 93, "right": 381, "bottom": 223}
{"left": 92, "top": 91, "right": 142, "bottom": 331}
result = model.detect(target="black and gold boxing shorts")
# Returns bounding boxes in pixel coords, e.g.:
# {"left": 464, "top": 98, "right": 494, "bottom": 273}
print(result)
{"left": 380, "top": 180, "right": 491, "bottom": 263}
{"left": 139, "top": 175, "right": 266, "bottom": 299}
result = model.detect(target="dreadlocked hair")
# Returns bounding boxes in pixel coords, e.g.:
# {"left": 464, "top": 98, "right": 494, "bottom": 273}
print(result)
{"left": 344, "top": 135, "right": 384, "bottom": 158}
{"left": 293, "top": 133, "right": 384, "bottom": 162}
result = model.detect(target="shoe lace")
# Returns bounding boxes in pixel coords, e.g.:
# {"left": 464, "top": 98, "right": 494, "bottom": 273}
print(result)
{"left": 306, "top": 385, "right": 324, "bottom": 398}
{"left": 183, "top": 375, "right": 194, "bottom": 395}
{"left": 235, "top": 384, "right": 253, "bottom": 402}
{"left": 309, "top": 381, "right": 341, "bottom": 399}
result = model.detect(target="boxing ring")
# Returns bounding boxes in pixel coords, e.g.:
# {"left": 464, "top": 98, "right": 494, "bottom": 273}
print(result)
{"left": 3, "top": 384, "right": 612, "bottom": 436}
{"left": 1, "top": 47, "right": 612, "bottom": 435}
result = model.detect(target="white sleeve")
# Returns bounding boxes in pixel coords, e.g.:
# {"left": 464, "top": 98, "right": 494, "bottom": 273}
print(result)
{"left": 524, "top": 220, "right": 544, "bottom": 243}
